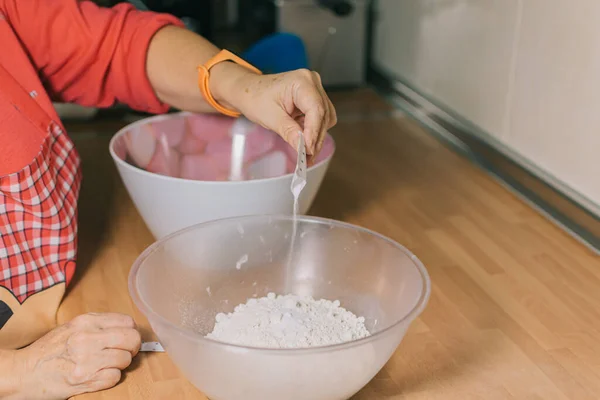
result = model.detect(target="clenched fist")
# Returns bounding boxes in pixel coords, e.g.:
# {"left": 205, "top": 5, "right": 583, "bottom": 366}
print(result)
{"left": 2, "top": 313, "right": 141, "bottom": 400}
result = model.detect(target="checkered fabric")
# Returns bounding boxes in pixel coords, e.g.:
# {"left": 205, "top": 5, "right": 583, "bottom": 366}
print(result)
{"left": 0, "top": 123, "right": 81, "bottom": 303}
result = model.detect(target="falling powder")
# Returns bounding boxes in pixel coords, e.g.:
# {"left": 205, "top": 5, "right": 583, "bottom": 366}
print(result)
{"left": 206, "top": 293, "right": 370, "bottom": 348}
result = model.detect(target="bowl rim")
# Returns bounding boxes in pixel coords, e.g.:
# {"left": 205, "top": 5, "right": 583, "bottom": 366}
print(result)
{"left": 108, "top": 111, "right": 336, "bottom": 185}
{"left": 129, "top": 214, "right": 431, "bottom": 354}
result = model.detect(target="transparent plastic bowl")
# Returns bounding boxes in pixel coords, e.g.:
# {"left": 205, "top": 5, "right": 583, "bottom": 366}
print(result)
{"left": 129, "top": 215, "right": 430, "bottom": 400}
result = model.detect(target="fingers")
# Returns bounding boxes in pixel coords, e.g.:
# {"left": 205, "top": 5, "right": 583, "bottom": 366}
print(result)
{"left": 67, "top": 314, "right": 141, "bottom": 356}
{"left": 260, "top": 110, "right": 304, "bottom": 152}
{"left": 239, "top": 68, "right": 337, "bottom": 157}
{"left": 310, "top": 71, "right": 336, "bottom": 156}
{"left": 91, "top": 328, "right": 142, "bottom": 356}
{"left": 77, "top": 349, "right": 133, "bottom": 375}
{"left": 95, "top": 349, "right": 134, "bottom": 371}
{"left": 291, "top": 70, "right": 326, "bottom": 154}
{"left": 86, "top": 368, "right": 122, "bottom": 394}
{"left": 316, "top": 98, "right": 335, "bottom": 157}
{"left": 310, "top": 72, "right": 329, "bottom": 156}
{"left": 70, "top": 313, "right": 136, "bottom": 330}
{"left": 63, "top": 330, "right": 137, "bottom": 391}
{"left": 291, "top": 70, "right": 336, "bottom": 156}
{"left": 67, "top": 330, "right": 141, "bottom": 372}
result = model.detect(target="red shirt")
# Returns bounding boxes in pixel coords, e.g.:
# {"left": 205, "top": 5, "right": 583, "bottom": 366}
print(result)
{"left": 0, "top": 0, "right": 181, "bottom": 349}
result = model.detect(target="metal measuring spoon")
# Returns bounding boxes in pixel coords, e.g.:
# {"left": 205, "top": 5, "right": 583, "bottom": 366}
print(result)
{"left": 290, "top": 131, "right": 307, "bottom": 198}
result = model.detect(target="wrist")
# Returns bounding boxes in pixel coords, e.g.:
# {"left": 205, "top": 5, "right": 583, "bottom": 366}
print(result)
{"left": 0, "top": 350, "right": 25, "bottom": 399}
{"left": 209, "top": 61, "right": 257, "bottom": 114}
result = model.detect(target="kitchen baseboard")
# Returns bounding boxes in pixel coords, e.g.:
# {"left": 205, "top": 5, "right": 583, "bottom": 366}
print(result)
{"left": 368, "top": 67, "right": 600, "bottom": 254}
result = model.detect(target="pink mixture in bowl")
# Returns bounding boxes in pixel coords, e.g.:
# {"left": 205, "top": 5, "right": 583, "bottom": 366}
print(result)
{"left": 111, "top": 112, "right": 334, "bottom": 182}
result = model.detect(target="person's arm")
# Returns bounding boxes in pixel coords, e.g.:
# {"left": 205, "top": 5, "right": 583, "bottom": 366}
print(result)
{"left": 146, "top": 25, "right": 336, "bottom": 155}
{"left": 5, "top": 0, "right": 335, "bottom": 153}
{"left": 145, "top": 25, "right": 236, "bottom": 114}
{"left": 2, "top": 0, "right": 182, "bottom": 114}
{"left": 0, "top": 350, "right": 19, "bottom": 398}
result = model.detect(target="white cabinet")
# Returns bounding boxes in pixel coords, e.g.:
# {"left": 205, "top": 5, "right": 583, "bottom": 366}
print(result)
{"left": 373, "top": 0, "right": 600, "bottom": 206}
{"left": 505, "top": 0, "right": 600, "bottom": 204}
{"left": 373, "top": 0, "right": 521, "bottom": 138}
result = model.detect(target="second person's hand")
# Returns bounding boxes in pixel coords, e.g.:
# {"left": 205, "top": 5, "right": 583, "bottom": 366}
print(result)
{"left": 6, "top": 313, "right": 141, "bottom": 400}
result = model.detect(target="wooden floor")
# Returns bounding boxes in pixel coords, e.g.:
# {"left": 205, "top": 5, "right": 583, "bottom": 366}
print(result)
{"left": 63, "top": 89, "right": 600, "bottom": 399}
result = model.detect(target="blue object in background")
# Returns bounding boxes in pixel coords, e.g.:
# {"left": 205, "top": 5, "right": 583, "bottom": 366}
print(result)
{"left": 242, "top": 33, "right": 309, "bottom": 74}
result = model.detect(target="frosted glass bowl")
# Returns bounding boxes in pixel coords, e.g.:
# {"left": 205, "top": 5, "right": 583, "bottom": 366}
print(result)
{"left": 109, "top": 112, "right": 335, "bottom": 239}
{"left": 129, "top": 215, "right": 431, "bottom": 400}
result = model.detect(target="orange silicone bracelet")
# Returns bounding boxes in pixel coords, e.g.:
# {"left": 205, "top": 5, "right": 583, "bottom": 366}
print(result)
{"left": 197, "top": 50, "right": 262, "bottom": 118}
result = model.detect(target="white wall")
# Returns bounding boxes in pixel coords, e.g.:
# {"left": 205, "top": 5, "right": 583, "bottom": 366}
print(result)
{"left": 373, "top": 0, "right": 600, "bottom": 208}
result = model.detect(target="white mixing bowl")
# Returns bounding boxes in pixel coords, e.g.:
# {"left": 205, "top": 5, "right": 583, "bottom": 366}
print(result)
{"left": 109, "top": 112, "right": 335, "bottom": 239}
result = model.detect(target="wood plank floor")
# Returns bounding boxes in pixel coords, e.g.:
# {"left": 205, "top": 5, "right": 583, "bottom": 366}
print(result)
{"left": 63, "top": 89, "right": 600, "bottom": 399}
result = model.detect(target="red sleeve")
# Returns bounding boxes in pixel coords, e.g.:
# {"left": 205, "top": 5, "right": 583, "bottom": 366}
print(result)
{"left": 3, "top": 0, "right": 184, "bottom": 113}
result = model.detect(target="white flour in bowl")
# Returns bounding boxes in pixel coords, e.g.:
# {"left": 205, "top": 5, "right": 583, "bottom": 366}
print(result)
{"left": 206, "top": 293, "right": 370, "bottom": 348}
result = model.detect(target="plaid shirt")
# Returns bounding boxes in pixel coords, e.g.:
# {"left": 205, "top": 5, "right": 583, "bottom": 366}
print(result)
{"left": 0, "top": 0, "right": 178, "bottom": 349}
